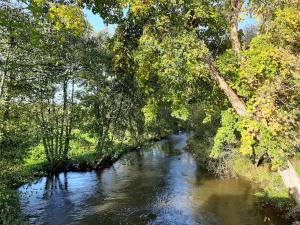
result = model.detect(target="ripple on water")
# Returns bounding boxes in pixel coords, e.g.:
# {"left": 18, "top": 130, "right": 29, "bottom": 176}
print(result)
{"left": 19, "top": 133, "right": 289, "bottom": 225}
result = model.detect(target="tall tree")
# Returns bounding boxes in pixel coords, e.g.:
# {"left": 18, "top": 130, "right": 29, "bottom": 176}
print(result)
{"left": 82, "top": 0, "right": 300, "bottom": 203}
{"left": 229, "top": 0, "right": 243, "bottom": 58}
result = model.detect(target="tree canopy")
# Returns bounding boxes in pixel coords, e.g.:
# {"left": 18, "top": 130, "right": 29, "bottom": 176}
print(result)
{"left": 0, "top": 0, "right": 299, "bottom": 223}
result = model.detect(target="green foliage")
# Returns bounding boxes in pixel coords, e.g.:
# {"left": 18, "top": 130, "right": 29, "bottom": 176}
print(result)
{"left": 0, "top": 185, "right": 23, "bottom": 225}
{"left": 186, "top": 104, "right": 220, "bottom": 165}
{"left": 26, "top": 144, "right": 46, "bottom": 163}
{"left": 142, "top": 101, "right": 158, "bottom": 125}
{"left": 268, "top": 7, "right": 300, "bottom": 53}
{"left": 210, "top": 110, "right": 239, "bottom": 158}
{"left": 0, "top": 161, "right": 32, "bottom": 225}
{"left": 0, "top": 0, "right": 299, "bottom": 222}
{"left": 142, "top": 101, "right": 179, "bottom": 140}
{"left": 0, "top": 104, "right": 38, "bottom": 161}
{"left": 171, "top": 104, "right": 190, "bottom": 121}
{"left": 216, "top": 50, "right": 239, "bottom": 84}
{"left": 134, "top": 29, "right": 211, "bottom": 124}
{"left": 238, "top": 35, "right": 289, "bottom": 98}
{"left": 48, "top": 3, "right": 86, "bottom": 34}
{"left": 236, "top": 32, "right": 299, "bottom": 168}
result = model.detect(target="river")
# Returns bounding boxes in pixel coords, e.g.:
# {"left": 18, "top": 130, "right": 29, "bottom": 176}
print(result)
{"left": 19, "top": 133, "right": 288, "bottom": 225}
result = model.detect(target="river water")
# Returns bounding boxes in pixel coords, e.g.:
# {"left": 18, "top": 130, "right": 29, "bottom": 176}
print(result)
{"left": 19, "top": 133, "right": 287, "bottom": 225}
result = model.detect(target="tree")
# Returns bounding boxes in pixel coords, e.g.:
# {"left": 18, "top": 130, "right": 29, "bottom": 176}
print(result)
{"left": 1, "top": 0, "right": 87, "bottom": 170}
{"left": 81, "top": 0, "right": 300, "bottom": 203}
{"left": 80, "top": 31, "right": 145, "bottom": 159}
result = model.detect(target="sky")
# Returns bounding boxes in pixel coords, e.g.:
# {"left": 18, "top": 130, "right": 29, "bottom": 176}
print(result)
{"left": 84, "top": 8, "right": 257, "bottom": 33}
{"left": 83, "top": 8, "right": 116, "bottom": 33}
{"left": 239, "top": 16, "right": 257, "bottom": 29}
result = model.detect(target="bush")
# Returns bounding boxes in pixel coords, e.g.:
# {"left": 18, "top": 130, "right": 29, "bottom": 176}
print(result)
{"left": 0, "top": 185, "right": 24, "bottom": 225}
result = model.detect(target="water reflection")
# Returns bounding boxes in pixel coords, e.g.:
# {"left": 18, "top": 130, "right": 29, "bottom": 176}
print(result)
{"left": 19, "top": 133, "right": 287, "bottom": 225}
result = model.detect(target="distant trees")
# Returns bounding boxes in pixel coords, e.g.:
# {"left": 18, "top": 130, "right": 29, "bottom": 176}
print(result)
{"left": 0, "top": 0, "right": 147, "bottom": 172}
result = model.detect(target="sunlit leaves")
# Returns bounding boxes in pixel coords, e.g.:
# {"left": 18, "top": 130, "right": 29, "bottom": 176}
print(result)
{"left": 239, "top": 118, "right": 258, "bottom": 156}
{"left": 171, "top": 101, "right": 190, "bottom": 121}
{"left": 142, "top": 101, "right": 158, "bottom": 125}
{"left": 128, "top": 0, "right": 156, "bottom": 15}
{"left": 134, "top": 29, "right": 210, "bottom": 121}
{"left": 48, "top": 4, "right": 86, "bottom": 34}
{"left": 209, "top": 4, "right": 300, "bottom": 168}
{"left": 270, "top": 7, "right": 300, "bottom": 53}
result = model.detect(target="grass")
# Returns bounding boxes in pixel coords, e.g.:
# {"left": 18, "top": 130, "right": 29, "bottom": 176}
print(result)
{"left": 291, "top": 152, "right": 300, "bottom": 177}
{"left": 23, "top": 136, "right": 133, "bottom": 173}
{"left": 0, "top": 161, "right": 35, "bottom": 225}
{"left": 295, "top": 165, "right": 300, "bottom": 177}
{"left": 23, "top": 131, "right": 98, "bottom": 172}
{"left": 0, "top": 130, "right": 171, "bottom": 225}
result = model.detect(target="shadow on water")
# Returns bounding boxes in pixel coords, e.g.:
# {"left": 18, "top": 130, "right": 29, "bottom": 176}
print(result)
{"left": 19, "top": 133, "right": 289, "bottom": 225}
{"left": 43, "top": 173, "right": 68, "bottom": 195}
{"left": 191, "top": 179, "right": 289, "bottom": 225}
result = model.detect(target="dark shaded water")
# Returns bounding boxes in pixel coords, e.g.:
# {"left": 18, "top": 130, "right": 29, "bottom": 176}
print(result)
{"left": 19, "top": 133, "right": 287, "bottom": 225}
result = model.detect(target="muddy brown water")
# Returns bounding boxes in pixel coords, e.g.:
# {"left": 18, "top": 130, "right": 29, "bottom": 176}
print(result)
{"left": 19, "top": 133, "right": 288, "bottom": 225}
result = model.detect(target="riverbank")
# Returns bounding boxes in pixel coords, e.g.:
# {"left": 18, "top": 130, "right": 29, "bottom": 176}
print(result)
{"left": 187, "top": 135, "right": 299, "bottom": 222}
{"left": 1, "top": 132, "right": 298, "bottom": 225}
{"left": 0, "top": 133, "right": 171, "bottom": 224}
{"left": 25, "top": 145, "right": 137, "bottom": 176}
{"left": 18, "top": 133, "right": 290, "bottom": 225}
{"left": 25, "top": 135, "right": 169, "bottom": 176}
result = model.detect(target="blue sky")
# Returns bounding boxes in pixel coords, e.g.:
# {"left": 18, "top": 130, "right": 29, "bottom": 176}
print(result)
{"left": 239, "top": 17, "right": 257, "bottom": 29}
{"left": 83, "top": 8, "right": 116, "bottom": 33}
{"left": 84, "top": 8, "right": 256, "bottom": 33}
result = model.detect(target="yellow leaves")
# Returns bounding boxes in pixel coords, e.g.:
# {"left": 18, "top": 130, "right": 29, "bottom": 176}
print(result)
{"left": 48, "top": 4, "right": 86, "bottom": 35}
{"left": 128, "top": 0, "right": 169, "bottom": 15}
{"left": 30, "top": 0, "right": 86, "bottom": 35}
{"left": 239, "top": 118, "right": 259, "bottom": 156}
{"left": 238, "top": 31, "right": 299, "bottom": 101}
{"left": 33, "top": 0, "right": 46, "bottom": 7}
{"left": 240, "top": 134, "right": 254, "bottom": 156}
{"left": 265, "top": 7, "right": 300, "bottom": 52}
{"left": 239, "top": 68, "right": 299, "bottom": 162}
{"left": 130, "top": 0, "right": 155, "bottom": 15}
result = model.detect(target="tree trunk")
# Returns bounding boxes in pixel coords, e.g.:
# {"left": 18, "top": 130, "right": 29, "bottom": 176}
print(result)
{"left": 229, "top": 0, "right": 300, "bottom": 204}
{"left": 279, "top": 161, "right": 300, "bottom": 204}
{"left": 205, "top": 55, "right": 300, "bottom": 205}
{"left": 63, "top": 76, "right": 75, "bottom": 160}
{"left": 229, "top": 0, "right": 243, "bottom": 58}
{"left": 204, "top": 56, "right": 247, "bottom": 116}
{"left": 0, "top": 71, "right": 6, "bottom": 99}
{"left": 0, "top": 25, "right": 13, "bottom": 100}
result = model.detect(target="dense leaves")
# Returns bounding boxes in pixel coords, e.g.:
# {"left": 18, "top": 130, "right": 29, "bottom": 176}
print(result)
{"left": 0, "top": 0, "right": 299, "bottom": 223}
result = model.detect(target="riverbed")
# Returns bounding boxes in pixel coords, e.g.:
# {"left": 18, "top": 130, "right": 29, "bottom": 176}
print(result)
{"left": 19, "top": 133, "right": 287, "bottom": 225}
